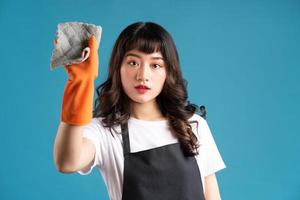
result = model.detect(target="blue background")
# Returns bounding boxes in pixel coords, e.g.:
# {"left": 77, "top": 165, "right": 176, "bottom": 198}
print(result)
{"left": 0, "top": 0, "right": 299, "bottom": 199}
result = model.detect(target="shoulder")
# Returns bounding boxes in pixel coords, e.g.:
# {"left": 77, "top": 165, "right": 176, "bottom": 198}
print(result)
{"left": 82, "top": 117, "right": 121, "bottom": 136}
{"left": 188, "top": 113, "right": 207, "bottom": 126}
{"left": 87, "top": 117, "right": 119, "bottom": 129}
{"left": 188, "top": 113, "right": 204, "bottom": 129}
{"left": 82, "top": 117, "right": 105, "bottom": 131}
{"left": 188, "top": 113, "right": 211, "bottom": 141}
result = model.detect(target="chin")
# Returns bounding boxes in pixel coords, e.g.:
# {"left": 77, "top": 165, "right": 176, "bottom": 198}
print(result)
{"left": 132, "top": 98, "right": 152, "bottom": 104}
{"left": 129, "top": 96, "right": 155, "bottom": 104}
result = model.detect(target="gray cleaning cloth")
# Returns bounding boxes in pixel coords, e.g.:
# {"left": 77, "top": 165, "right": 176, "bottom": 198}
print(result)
{"left": 50, "top": 22, "right": 102, "bottom": 70}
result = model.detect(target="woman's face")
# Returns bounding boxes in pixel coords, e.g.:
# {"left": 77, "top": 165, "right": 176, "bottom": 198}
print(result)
{"left": 120, "top": 49, "right": 167, "bottom": 104}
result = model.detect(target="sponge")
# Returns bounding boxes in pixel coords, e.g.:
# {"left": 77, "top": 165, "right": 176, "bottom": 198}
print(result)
{"left": 50, "top": 22, "right": 102, "bottom": 70}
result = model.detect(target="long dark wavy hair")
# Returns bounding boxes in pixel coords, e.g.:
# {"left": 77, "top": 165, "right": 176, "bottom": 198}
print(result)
{"left": 93, "top": 21, "right": 200, "bottom": 156}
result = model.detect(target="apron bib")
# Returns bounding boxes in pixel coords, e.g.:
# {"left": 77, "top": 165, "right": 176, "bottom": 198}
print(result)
{"left": 121, "top": 122, "right": 205, "bottom": 200}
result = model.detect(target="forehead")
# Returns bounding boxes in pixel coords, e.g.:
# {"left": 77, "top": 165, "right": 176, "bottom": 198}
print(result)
{"left": 124, "top": 49, "right": 164, "bottom": 61}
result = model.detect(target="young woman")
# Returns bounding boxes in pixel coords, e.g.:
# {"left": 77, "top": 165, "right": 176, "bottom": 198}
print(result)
{"left": 54, "top": 21, "right": 226, "bottom": 200}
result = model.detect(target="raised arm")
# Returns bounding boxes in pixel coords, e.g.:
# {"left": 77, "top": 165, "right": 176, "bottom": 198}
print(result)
{"left": 53, "top": 35, "right": 99, "bottom": 173}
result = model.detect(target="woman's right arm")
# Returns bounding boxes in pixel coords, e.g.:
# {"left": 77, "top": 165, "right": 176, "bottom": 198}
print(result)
{"left": 52, "top": 35, "right": 99, "bottom": 173}
{"left": 53, "top": 122, "right": 96, "bottom": 173}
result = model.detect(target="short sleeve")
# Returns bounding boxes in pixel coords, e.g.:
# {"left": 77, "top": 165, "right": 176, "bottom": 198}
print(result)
{"left": 77, "top": 118, "right": 105, "bottom": 175}
{"left": 197, "top": 116, "right": 226, "bottom": 177}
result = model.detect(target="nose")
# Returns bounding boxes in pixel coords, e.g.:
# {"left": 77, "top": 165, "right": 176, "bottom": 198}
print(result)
{"left": 136, "top": 64, "right": 149, "bottom": 82}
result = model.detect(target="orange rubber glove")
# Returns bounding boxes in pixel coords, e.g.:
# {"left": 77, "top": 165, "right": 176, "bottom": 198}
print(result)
{"left": 59, "top": 35, "right": 99, "bottom": 125}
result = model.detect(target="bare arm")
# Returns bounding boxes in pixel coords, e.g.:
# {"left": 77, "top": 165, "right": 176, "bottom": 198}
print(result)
{"left": 52, "top": 35, "right": 100, "bottom": 173}
{"left": 204, "top": 173, "right": 222, "bottom": 200}
{"left": 53, "top": 121, "right": 96, "bottom": 173}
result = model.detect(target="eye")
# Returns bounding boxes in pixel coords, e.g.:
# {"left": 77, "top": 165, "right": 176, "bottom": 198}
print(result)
{"left": 128, "top": 61, "right": 139, "bottom": 67}
{"left": 152, "top": 64, "right": 162, "bottom": 69}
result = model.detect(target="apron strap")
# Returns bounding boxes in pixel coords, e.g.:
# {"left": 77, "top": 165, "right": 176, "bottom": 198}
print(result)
{"left": 121, "top": 122, "right": 131, "bottom": 156}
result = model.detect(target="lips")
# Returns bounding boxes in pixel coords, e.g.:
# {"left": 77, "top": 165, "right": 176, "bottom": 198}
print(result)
{"left": 135, "top": 85, "right": 150, "bottom": 89}
{"left": 135, "top": 85, "right": 150, "bottom": 94}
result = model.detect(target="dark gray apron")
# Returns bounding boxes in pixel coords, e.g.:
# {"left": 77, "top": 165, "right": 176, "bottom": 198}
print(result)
{"left": 121, "top": 122, "right": 205, "bottom": 200}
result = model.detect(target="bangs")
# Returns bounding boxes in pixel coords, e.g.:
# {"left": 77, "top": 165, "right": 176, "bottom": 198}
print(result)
{"left": 124, "top": 31, "right": 164, "bottom": 54}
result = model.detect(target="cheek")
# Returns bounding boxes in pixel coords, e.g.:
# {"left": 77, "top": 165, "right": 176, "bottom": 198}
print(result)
{"left": 121, "top": 67, "right": 130, "bottom": 81}
{"left": 121, "top": 66, "right": 134, "bottom": 79}
{"left": 120, "top": 67, "right": 128, "bottom": 89}
{"left": 120, "top": 67, "right": 134, "bottom": 90}
{"left": 154, "top": 70, "right": 167, "bottom": 87}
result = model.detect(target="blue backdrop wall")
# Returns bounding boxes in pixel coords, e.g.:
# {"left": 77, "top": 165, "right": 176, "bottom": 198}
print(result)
{"left": 0, "top": 0, "right": 299, "bottom": 199}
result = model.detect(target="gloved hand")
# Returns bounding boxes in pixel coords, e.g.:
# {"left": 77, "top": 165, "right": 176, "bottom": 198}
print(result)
{"left": 58, "top": 35, "right": 99, "bottom": 125}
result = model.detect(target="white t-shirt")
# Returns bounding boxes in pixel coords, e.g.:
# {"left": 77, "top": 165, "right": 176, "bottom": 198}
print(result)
{"left": 77, "top": 113, "right": 226, "bottom": 200}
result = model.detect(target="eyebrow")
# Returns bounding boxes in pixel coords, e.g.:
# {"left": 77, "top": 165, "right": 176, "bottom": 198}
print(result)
{"left": 125, "top": 53, "right": 164, "bottom": 60}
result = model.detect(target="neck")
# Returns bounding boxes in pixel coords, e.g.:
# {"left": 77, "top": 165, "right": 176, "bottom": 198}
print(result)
{"left": 130, "top": 99, "right": 165, "bottom": 121}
